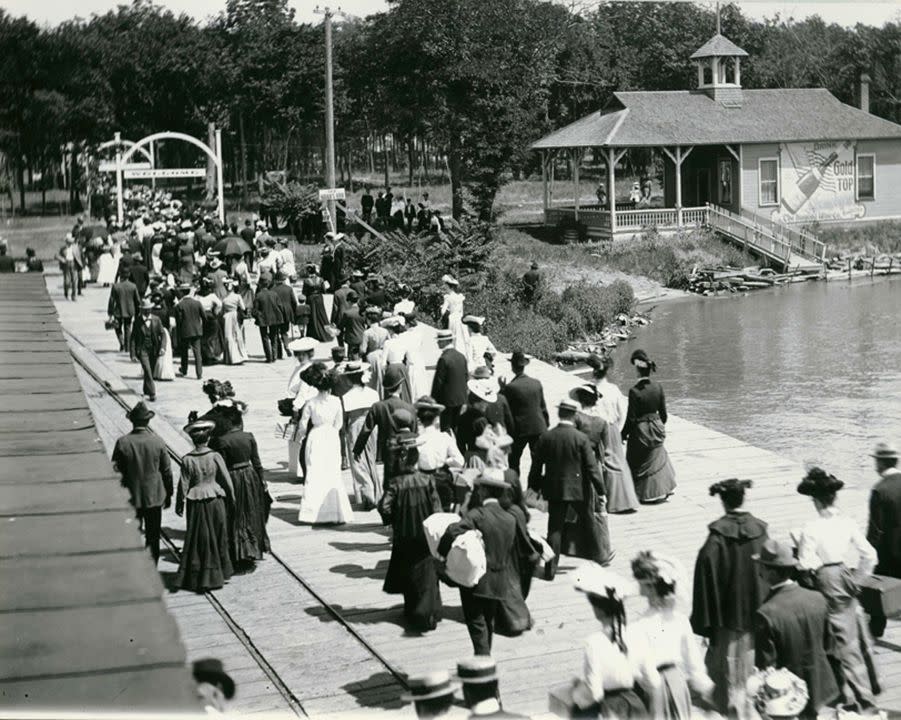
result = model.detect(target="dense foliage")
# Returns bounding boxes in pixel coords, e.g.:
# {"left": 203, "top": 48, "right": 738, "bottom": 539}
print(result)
{"left": 1, "top": 1, "right": 899, "bottom": 218}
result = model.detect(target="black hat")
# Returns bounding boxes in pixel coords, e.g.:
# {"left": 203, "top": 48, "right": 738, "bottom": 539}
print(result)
{"left": 192, "top": 658, "right": 235, "bottom": 699}
{"left": 530, "top": 262, "right": 539, "bottom": 270}
{"left": 797, "top": 467, "right": 844, "bottom": 497}
{"left": 630, "top": 349, "right": 656, "bottom": 372}
{"left": 383, "top": 365, "right": 406, "bottom": 391}
{"left": 509, "top": 349, "right": 530, "bottom": 367}
{"left": 126, "top": 401, "right": 155, "bottom": 424}
{"left": 709, "top": 478, "right": 752, "bottom": 497}
{"left": 346, "top": 290, "right": 358, "bottom": 303}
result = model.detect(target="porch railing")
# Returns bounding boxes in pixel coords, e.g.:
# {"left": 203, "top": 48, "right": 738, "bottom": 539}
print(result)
{"left": 735, "top": 206, "right": 826, "bottom": 262}
{"left": 705, "top": 204, "right": 794, "bottom": 264}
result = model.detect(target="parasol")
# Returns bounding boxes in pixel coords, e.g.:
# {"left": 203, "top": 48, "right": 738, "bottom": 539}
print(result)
{"left": 214, "top": 235, "right": 251, "bottom": 257}
{"left": 83, "top": 224, "right": 110, "bottom": 240}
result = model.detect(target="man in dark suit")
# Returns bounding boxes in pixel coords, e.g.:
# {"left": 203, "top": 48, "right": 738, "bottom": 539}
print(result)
{"left": 754, "top": 539, "right": 839, "bottom": 717}
{"left": 330, "top": 232, "right": 346, "bottom": 291}
{"left": 361, "top": 187, "right": 374, "bottom": 223}
{"left": 331, "top": 276, "right": 353, "bottom": 334}
{"left": 132, "top": 300, "right": 164, "bottom": 401}
{"left": 273, "top": 272, "right": 298, "bottom": 358}
{"left": 364, "top": 276, "right": 390, "bottom": 309}
{"left": 431, "top": 330, "right": 468, "bottom": 434}
{"left": 108, "top": 273, "right": 141, "bottom": 358}
{"left": 112, "top": 401, "right": 173, "bottom": 564}
{"left": 529, "top": 398, "right": 608, "bottom": 579}
{"left": 439, "top": 472, "right": 538, "bottom": 655}
{"left": 866, "top": 442, "right": 901, "bottom": 636}
{"left": 499, "top": 349, "right": 548, "bottom": 476}
{"left": 353, "top": 366, "right": 417, "bottom": 481}
{"left": 350, "top": 270, "right": 367, "bottom": 301}
{"left": 339, "top": 292, "right": 366, "bottom": 358}
{"left": 253, "top": 277, "right": 284, "bottom": 363}
{"left": 175, "top": 284, "right": 204, "bottom": 379}
{"left": 129, "top": 254, "right": 149, "bottom": 298}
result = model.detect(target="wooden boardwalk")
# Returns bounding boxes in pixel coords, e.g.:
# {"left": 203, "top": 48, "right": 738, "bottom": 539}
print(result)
{"left": 47, "top": 273, "right": 901, "bottom": 717}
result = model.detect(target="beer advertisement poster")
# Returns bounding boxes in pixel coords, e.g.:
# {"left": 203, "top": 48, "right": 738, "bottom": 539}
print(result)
{"left": 776, "top": 140, "right": 864, "bottom": 223}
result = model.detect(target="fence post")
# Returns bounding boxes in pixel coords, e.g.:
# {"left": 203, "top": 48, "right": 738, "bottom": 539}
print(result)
{"left": 848, "top": 258, "right": 852, "bottom": 280}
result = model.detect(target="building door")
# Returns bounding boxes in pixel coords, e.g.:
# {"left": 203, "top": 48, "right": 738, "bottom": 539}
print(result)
{"left": 697, "top": 168, "right": 711, "bottom": 205}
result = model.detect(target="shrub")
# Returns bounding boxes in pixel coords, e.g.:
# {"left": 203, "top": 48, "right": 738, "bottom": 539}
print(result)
{"left": 560, "top": 281, "right": 634, "bottom": 334}
{"left": 489, "top": 308, "right": 561, "bottom": 361}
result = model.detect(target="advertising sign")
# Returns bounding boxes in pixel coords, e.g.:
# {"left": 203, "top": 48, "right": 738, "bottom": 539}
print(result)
{"left": 318, "top": 188, "right": 346, "bottom": 201}
{"left": 123, "top": 168, "right": 206, "bottom": 180}
{"left": 775, "top": 140, "right": 865, "bottom": 223}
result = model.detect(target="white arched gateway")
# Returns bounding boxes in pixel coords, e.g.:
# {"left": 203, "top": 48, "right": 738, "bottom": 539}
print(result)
{"left": 116, "top": 129, "right": 224, "bottom": 223}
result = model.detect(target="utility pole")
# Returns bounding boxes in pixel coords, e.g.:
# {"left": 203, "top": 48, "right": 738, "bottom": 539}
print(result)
{"left": 315, "top": 5, "right": 338, "bottom": 232}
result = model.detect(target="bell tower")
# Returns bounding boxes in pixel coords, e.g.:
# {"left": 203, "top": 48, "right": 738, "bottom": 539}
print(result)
{"left": 690, "top": 34, "right": 748, "bottom": 108}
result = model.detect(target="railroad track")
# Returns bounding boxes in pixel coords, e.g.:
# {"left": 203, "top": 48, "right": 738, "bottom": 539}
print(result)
{"left": 65, "top": 328, "right": 409, "bottom": 716}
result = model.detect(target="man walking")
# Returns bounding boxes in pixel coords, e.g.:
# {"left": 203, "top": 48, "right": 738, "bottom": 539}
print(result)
{"left": 112, "top": 401, "right": 173, "bottom": 564}
{"left": 108, "top": 271, "right": 141, "bottom": 359}
{"left": 273, "top": 272, "right": 298, "bottom": 354}
{"left": 175, "top": 284, "right": 204, "bottom": 379}
{"left": 339, "top": 292, "right": 366, "bottom": 359}
{"left": 528, "top": 398, "right": 608, "bottom": 579}
{"left": 253, "top": 276, "right": 283, "bottom": 363}
{"left": 430, "top": 329, "right": 468, "bottom": 435}
{"left": 866, "top": 441, "right": 901, "bottom": 636}
{"left": 132, "top": 299, "right": 164, "bottom": 401}
{"left": 754, "top": 539, "right": 839, "bottom": 718}
{"left": 499, "top": 350, "right": 548, "bottom": 476}
{"left": 58, "top": 234, "right": 84, "bottom": 301}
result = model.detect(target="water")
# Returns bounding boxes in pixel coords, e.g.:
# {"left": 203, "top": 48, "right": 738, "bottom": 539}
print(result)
{"left": 610, "top": 276, "right": 901, "bottom": 485}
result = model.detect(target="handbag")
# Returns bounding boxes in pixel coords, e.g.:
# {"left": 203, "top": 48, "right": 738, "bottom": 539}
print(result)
{"left": 277, "top": 397, "right": 295, "bottom": 417}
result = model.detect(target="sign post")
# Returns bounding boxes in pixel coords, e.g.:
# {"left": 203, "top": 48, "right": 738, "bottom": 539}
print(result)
{"left": 215, "top": 128, "right": 225, "bottom": 224}
{"left": 115, "top": 131, "right": 124, "bottom": 225}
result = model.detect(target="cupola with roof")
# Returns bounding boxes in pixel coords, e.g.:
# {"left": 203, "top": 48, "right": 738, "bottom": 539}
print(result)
{"left": 690, "top": 33, "right": 748, "bottom": 108}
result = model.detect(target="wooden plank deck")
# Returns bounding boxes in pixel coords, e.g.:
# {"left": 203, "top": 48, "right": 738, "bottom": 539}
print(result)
{"left": 47, "top": 272, "right": 901, "bottom": 717}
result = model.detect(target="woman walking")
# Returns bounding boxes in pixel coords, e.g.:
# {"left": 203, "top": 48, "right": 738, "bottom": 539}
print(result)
{"left": 440, "top": 274, "right": 467, "bottom": 354}
{"left": 198, "top": 278, "right": 224, "bottom": 365}
{"left": 211, "top": 405, "right": 270, "bottom": 569}
{"left": 221, "top": 279, "right": 248, "bottom": 365}
{"left": 303, "top": 264, "right": 331, "bottom": 342}
{"left": 341, "top": 362, "right": 381, "bottom": 510}
{"left": 378, "top": 428, "right": 443, "bottom": 632}
{"left": 175, "top": 420, "right": 234, "bottom": 592}
{"left": 296, "top": 362, "right": 354, "bottom": 524}
{"left": 588, "top": 354, "right": 636, "bottom": 512}
{"left": 796, "top": 467, "right": 881, "bottom": 712}
{"left": 622, "top": 349, "right": 676, "bottom": 504}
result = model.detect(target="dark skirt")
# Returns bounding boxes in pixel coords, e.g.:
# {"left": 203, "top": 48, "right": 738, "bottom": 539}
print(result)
{"left": 201, "top": 312, "right": 224, "bottom": 364}
{"left": 384, "top": 537, "right": 442, "bottom": 631}
{"left": 560, "top": 492, "right": 614, "bottom": 565}
{"left": 176, "top": 497, "right": 233, "bottom": 592}
{"left": 574, "top": 688, "right": 648, "bottom": 719}
{"left": 626, "top": 417, "right": 676, "bottom": 503}
{"left": 307, "top": 293, "right": 330, "bottom": 341}
{"left": 229, "top": 463, "right": 271, "bottom": 564}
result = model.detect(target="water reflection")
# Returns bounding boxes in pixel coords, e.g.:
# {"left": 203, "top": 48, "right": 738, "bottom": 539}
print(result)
{"left": 612, "top": 277, "right": 901, "bottom": 483}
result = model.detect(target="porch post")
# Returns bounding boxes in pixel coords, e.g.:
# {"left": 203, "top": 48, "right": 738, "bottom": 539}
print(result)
{"left": 606, "top": 147, "right": 617, "bottom": 236}
{"left": 549, "top": 152, "right": 555, "bottom": 209}
{"left": 675, "top": 146, "right": 683, "bottom": 227}
{"left": 573, "top": 148, "right": 580, "bottom": 221}
{"left": 541, "top": 150, "right": 548, "bottom": 224}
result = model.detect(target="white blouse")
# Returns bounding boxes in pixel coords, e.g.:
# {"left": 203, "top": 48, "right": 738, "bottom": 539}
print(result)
{"left": 288, "top": 361, "right": 318, "bottom": 411}
{"left": 441, "top": 292, "right": 465, "bottom": 316}
{"left": 594, "top": 377, "right": 629, "bottom": 431}
{"left": 382, "top": 334, "right": 410, "bottom": 365}
{"left": 342, "top": 385, "right": 379, "bottom": 414}
{"left": 417, "top": 425, "right": 464, "bottom": 471}
{"left": 797, "top": 507, "right": 876, "bottom": 574}
{"left": 466, "top": 333, "right": 497, "bottom": 371}
{"left": 574, "top": 631, "right": 637, "bottom": 707}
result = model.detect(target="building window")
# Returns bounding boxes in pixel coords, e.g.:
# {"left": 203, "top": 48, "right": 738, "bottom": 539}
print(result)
{"left": 857, "top": 154, "right": 875, "bottom": 201}
{"left": 758, "top": 158, "right": 779, "bottom": 206}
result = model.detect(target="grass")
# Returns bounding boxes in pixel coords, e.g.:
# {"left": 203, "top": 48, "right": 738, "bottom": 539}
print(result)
{"left": 811, "top": 220, "right": 901, "bottom": 257}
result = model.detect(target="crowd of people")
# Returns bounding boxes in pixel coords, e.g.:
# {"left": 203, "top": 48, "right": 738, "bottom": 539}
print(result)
{"left": 74, "top": 188, "right": 901, "bottom": 719}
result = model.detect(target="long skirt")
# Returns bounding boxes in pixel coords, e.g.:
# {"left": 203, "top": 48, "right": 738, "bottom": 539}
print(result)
{"left": 229, "top": 463, "right": 271, "bottom": 564}
{"left": 223, "top": 310, "right": 248, "bottom": 365}
{"left": 574, "top": 688, "right": 648, "bottom": 719}
{"left": 201, "top": 313, "right": 224, "bottom": 364}
{"left": 367, "top": 350, "right": 384, "bottom": 398}
{"left": 175, "top": 497, "right": 233, "bottom": 592}
{"left": 643, "top": 665, "right": 692, "bottom": 720}
{"left": 815, "top": 564, "right": 880, "bottom": 709}
{"left": 307, "top": 293, "right": 331, "bottom": 341}
{"left": 626, "top": 417, "right": 676, "bottom": 503}
{"left": 298, "top": 425, "right": 353, "bottom": 524}
{"left": 153, "top": 328, "right": 176, "bottom": 381}
{"left": 448, "top": 311, "right": 467, "bottom": 355}
{"left": 345, "top": 409, "right": 380, "bottom": 507}
{"left": 97, "top": 254, "right": 117, "bottom": 286}
{"left": 705, "top": 628, "right": 754, "bottom": 718}
{"left": 384, "top": 536, "right": 442, "bottom": 631}
{"left": 603, "top": 421, "right": 638, "bottom": 513}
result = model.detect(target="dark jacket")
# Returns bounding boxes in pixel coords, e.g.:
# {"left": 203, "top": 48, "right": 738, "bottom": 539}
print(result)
{"left": 867, "top": 468, "right": 901, "bottom": 577}
{"left": 331, "top": 285, "right": 353, "bottom": 326}
{"left": 108, "top": 279, "right": 141, "bottom": 319}
{"left": 755, "top": 582, "right": 839, "bottom": 715}
{"left": 691, "top": 512, "right": 769, "bottom": 637}
{"left": 112, "top": 428, "right": 173, "bottom": 509}
{"left": 353, "top": 395, "right": 418, "bottom": 460}
{"left": 211, "top": 428, "right": 264, "bottom": 480}
{"left": 340, "top": 305, "right": 367, "bottom": 348}
{"left": 129, "top": 263, "right": 149, "bottom": 298}
{"left": 574, "top": 411, "right": 608, "bottom": 462}
{"left": 364, "top": 287, "right": 389, "bottom": 309}
{"left": 175, "top": 295, "right": 205, "bottom": 339}
{"left": 499, "top": 373, "right": 549, "bottom": 438}
{"left": 438, "top": 501, "right": 537, "bottom": 600}
{"left": 431, "top": 347, "right": 468, "bottom": 409}
{"left": 132, "top": 314, "right": 164, "bottom": 359}
{"left": 622, "top": 377, "right": 667, "bottom": 441}
{"left": 528, "top": 422, "right": 605, "bottom": 501}
{"left": 253, "top": 286, "right": 282, "bottom": 327}
{"left": 273, "top": 282, "right": 298, "bottom": 325}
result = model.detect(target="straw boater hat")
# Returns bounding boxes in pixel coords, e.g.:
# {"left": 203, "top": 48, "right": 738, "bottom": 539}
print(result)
{"left": 401, "top": 670, "right": 458, "bottom": 703}
{"left": 139, "top": 298, "right": 155, "bottom": 312}
{"left": 461, "top": 315, "right": 485, "bottom": 328}
{"left": 126, "top": 401, "right": 155, "bottom": 424}
{"left": 456, "top": 656, "right": 499, "bottom": 685}
{"left": 441, "top": 273, "right": 459, "bottom": 286}
{"left": 475, "top": 468, "right": 509, "bottom": 489}
{"left": 557, "top": 398, "right": 580, "bottom": 413}
{"left": 364, "top": 306, "right": 382, "bottom": 318}
{"left": 380, "top": 316, "right": 405, "bottom": 329}
{"left": 871, "top": 442, "right": 899, "bottom": 460}
{"left": 341, "top": 361, "right": 366, "bottom": 377}
{"left": 746, "top": 667, "right": 808, "bottom": 719}
{"left": 183, "top": 419, "right": 216, "bottom": 436}
{"left": 435, "top": 329, "right": 454, "bottom": 344}
{"left": 796, "top": 467, "right": 844, "bottom": 497}
{"left": 287, "top": 337, "right": 318, "bottom": 354}
{"left": 414, "top": 396, "right": 445, "bottom": 413}
{"left": 752, "top": 538, "right": 798, "bottom": 568}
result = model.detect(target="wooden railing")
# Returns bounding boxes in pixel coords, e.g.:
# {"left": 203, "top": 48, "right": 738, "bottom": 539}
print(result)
{"left": 706, "top": 204, "right": 793, "bottom": 264}
{"left": 735, "top": 206, "right": 826, "bottom": 262}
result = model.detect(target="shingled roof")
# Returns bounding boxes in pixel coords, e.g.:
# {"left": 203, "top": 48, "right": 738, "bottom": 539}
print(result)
{"left": 531, "top": 88, "right": 901, "bottom": 149}
{"left": 690, "top": 33, "right": 749, "bottom": 59}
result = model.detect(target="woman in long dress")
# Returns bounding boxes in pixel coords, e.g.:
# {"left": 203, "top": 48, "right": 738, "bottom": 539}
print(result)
{"left": 381, "top": 317, "right": 412, "bottom": 403}
{"left": 629, "top": 551, "right": 714, "bottom": 719}
{"left": 378, "top": 429, "right": 443, "bottom": 631}
{"left": 571, "top": 564, "right": 648, "bottom": 718}
{"left": 341, "top": 364, "right": 381, "bottom": 510}
{"left": 622, "top": 349, "right": 676, "bottom": 504}
{"left": 440, "top": 274, "right": 467, "bottom": 354}
{"left": 402, "top": 315, "right": 430, "bottom": 401}
{"left": 588, "top": 354, "right": 637, "bottom": 513}
{"left": 221, "top": 280, "right": 248, "bottom": 365}
{"left": 303, "top": 264, "right": 331, "bottom": 342}
{"left": 153, "top": 318, "right": 176, "bottom": 381}
{"left": 175, "top": 420, "right": 234, "bottom": 592}
{"left": 287, "top": 340, "right": 318, "bottom": 479}
{"left": 232, "top": 255, "right": 254, "bottom": 311}
{"left": 296, "top": 362, "right": 354, "bottom": 524}
{"left": 360, "top": 307, "right": 388, "bottom": 396}
{"left": 796, "top": 467, "right": 881, "bottom": 711}
{"left": 97, "top": 245, "right": 118, "bottom": 286}
{"left": 211, "top": 405, "right": 270, "bottom": 569}
{"left": 198, "top": 279, "right": 224, "bottom": 365}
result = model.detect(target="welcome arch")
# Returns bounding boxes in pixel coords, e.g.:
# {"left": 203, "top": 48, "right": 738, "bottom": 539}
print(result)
{"left": 116, "top": 129, "right": 224, "bottom": 223}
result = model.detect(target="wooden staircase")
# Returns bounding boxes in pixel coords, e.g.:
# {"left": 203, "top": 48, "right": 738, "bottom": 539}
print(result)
{"left": 705, "top": 203, "right": 826, "bottom": 272}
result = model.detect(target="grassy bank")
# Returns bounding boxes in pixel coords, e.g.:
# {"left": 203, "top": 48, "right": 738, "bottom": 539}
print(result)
{"left": 812, "top": 220, "right": 901, "bottom": 257}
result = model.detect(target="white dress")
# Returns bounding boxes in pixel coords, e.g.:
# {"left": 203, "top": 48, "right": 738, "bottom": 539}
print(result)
{"left": 466, "top": 332, "right": 497, "bottom": 373}
{"left": 97, "top": 251, "right": 117, "bottom": 286}
{"left": 297, "top": 393, "right": 354, "bottom": 524}
{"left": 441, "top": 291, "right": 467, "bottom": 354}
{"left": 288, "top": 361, "right": 318, "bottom": 477}
{"left": 594, "top": 377, "right": 628, "bottom": 431}
{"left": 404, "top": 326, "right": 431, "bottom": 401}
{"left": 153, "top": 328, "right": 176, "bottom": 381}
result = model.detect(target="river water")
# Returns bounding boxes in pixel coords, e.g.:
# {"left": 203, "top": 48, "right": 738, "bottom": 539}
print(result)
{"left": 610, "top": 276, "right": 901, "bottom": 485}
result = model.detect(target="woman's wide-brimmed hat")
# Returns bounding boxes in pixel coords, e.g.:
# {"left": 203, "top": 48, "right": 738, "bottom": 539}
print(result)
{"left": 797, "top": 466, "right": 844, "bottom": 497}
{"left": 126, "top": 401, "right": 155, "bottom": 424}
{"left": 183, "top": 419, "right": 216, "bottom": 436}
{"left": 573, "top": 562, "right": 635, "bottom": 604}
{"left": 441, "top": 273, "right": 459, "bottom": 286}
{"left": 414, "top": 396, "right": 445, "bottom": 412}
{"left": 746, "top": 667, "right": 808, "bottom": 719}
{"left": 192, "top": 658, "right": 235, "bottom": 700}
{"left": 287, "top": 337, "right": 318, "bottom": 354}
{"left": 468, "top": 377, "right": 498, "bottom": 403}
{"left": 401, "top": 670, "right": 459, "bottom": 703}
{"left": 569, "top": 383, "right": 600, "bottom": 405}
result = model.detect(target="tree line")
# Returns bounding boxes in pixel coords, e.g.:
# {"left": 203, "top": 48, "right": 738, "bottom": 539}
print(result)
{"left": 1, "top": 0, "right": 899, "bottom": 219}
